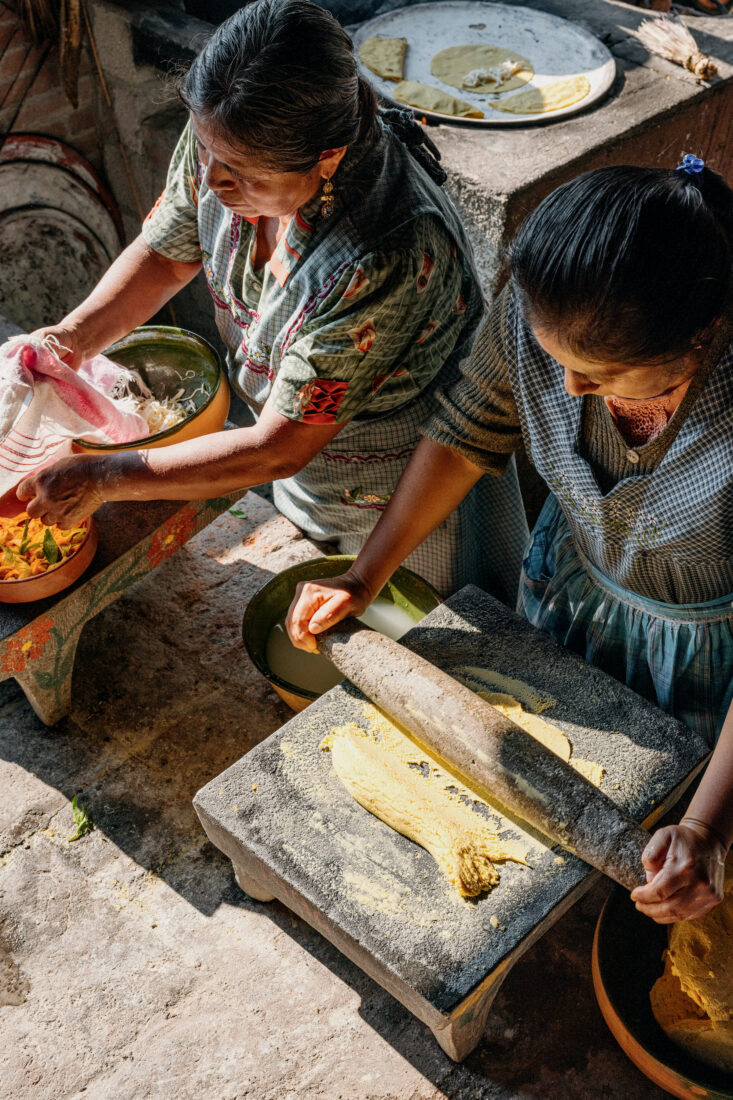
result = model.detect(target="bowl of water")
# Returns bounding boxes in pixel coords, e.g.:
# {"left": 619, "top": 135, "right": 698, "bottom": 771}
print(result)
{"left": 243, "top": 555, "right": 441, "bottom": 711}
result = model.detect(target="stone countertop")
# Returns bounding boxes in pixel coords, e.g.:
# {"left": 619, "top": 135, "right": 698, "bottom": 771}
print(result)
{"left": 386, "top": 0, "right": 733, "bottom": 192}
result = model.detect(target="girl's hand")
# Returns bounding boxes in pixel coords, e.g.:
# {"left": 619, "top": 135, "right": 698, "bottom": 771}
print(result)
{"left": 630, "top": 822, "right": 727, "bottom": 924}
{"left": 286, "top": 572, "right": 373, "bottom": 653}
{"left": 16, "top": 455, "right": 109, "bottom": 527}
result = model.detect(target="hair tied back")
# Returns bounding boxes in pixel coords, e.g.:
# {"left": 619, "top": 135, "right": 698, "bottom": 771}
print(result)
{"left": 678, "top": 153, "right": 705, "bottom": 175}
{"left": 379, "top": 107, "right": 447, "bottom": 186}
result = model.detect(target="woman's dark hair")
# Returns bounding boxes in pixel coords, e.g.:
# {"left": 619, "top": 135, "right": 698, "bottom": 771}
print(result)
{"left": 510, "top": 164, "right": 733, "bottom": 365}
{"left": 179, "top": 0, "right": 378, "bottom": 173}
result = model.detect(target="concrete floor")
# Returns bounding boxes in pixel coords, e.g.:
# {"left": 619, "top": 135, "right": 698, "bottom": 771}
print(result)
{"left": 0, "top": 495, "right": 669, "bottom": 1099}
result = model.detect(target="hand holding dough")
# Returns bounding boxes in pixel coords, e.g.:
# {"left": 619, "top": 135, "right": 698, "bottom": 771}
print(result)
{"left": 650, "top": 851, "right": 733, "bottom": 1073}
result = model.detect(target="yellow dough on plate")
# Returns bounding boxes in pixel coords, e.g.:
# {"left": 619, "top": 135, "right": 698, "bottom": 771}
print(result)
{"left": 650, "top": 851, "right": 733, "bottom": 1073}
{"left": 393, "top": 79, "right": 484, "bottom": 119}
{"left": 359, "top": 36, "right": 407, "bottom": 81}
{"left": 489, "top": 75, "right": 591, "bottom": 114}
{"left": 431, "top": 43, "right": 533, "bottom": 94}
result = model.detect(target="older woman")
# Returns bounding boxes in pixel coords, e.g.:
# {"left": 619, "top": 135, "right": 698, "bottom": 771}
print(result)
{"left": 19, "top": 0, "right": 526, "bottom": 601}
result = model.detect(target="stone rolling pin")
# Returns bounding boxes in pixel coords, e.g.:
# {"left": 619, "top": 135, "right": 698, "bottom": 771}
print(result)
{"left": 317, "top": 620, "right": 649, "bottom": 891}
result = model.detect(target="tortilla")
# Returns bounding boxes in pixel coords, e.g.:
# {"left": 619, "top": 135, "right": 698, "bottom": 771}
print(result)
{"left": 489, "top": 75, "right": 591, "bottom": 115}
{"left": 359, "top": 36, "right": 407, "bottom": 82}
{"left": 393, "top": 79, "right": 484, "bottom": 119}
{"left": 431, "top": 43, "right": 533, "bottom": 94}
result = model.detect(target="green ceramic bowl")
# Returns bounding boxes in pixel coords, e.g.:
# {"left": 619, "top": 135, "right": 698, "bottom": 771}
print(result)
{"left": 243, "top": 555, "right": 441, "bottom": 710}
{"left": 73, "top": 325, "right": 230, "bottom": 451}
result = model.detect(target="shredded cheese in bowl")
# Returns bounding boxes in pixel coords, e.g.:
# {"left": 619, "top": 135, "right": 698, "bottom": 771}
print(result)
{"left": 0, "top": 514, "right": 88, "bottom": 581}
{"left": 110, "top": 367, "right": 206, "bottom": 439}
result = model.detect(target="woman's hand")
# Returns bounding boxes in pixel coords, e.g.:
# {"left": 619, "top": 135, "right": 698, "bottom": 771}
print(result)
{"left": 630, "top": 822, "right": 727, "bottom": 924}
{"left": 286, "top": 572, "right": 373, "bottom": 653}
{"left": 29, "top": 324, "right": 86, "bottom": 370}
{"left": 16, "top": 455, "right": 111, "bottom": 527}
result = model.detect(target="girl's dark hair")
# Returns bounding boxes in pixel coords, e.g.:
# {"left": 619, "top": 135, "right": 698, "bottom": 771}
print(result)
{"left": 179, "top": 0, "right": 378, "bottom": 173}
{"left": 510, "top": 164, "right": 733, "bottom": 365}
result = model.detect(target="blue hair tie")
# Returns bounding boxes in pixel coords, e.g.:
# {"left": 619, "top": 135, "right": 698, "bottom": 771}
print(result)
{"left": 678, "top": 153, "right": 705, "bottom": 175}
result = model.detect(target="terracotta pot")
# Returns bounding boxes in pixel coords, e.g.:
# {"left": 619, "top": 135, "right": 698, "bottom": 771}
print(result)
{"left": 0, "top": 518, "right": 97, "bottom": 603}
{"left": 72, "top": 326, "right": 230, "bottom": 454}
{"left": 593, "top": 885, "right": 733, "bottom": 1100}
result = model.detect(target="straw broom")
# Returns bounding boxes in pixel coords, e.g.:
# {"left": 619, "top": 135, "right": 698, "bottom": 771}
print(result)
{"left": 638, "top": 14, "right": 718, "bottom": 79}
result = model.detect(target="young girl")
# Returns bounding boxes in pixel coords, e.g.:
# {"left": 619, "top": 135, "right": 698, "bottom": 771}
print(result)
{"left": 287, "top": 156, "right": 733, "bottom": 924}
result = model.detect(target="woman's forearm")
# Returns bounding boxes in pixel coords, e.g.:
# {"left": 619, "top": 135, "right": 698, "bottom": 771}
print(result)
{"left": 101, "top": 426, "right": 299, "bottom": 501}
{"left": 682, "top": 701, "right": 733, "bottom": 851}
{"left": 18, "top": 406, "right": 346, "bottom": 528}
{"left": 344, "top": 438, "right": 485, "bottom": 600}
{"left": 52, "top": 235, "right": 202, "bottom": 360}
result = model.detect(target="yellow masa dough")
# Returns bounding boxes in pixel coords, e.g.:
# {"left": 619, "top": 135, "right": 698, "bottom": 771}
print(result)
{"left": 326, "top": 705, "right": 528, "bottom": 897}
{"left": 431, "top": 43, "right": 533, "bottom": 94}
{"left": 359, "top": 36, "right": 407, "bottom": 81}
{"left": 324, "top": 688, "right": 604, "bottom": 898}
{"left": 477, "top": 692, "right": 571, "bottom": 761}
{"left": 650, "top": 852, "right": 733, "bottom": 1073}
{"left": 393, "top": 79, "right": 484, "bottom": 119}
{"left": 490, "top": 75, "right": 590, "bottom": 114}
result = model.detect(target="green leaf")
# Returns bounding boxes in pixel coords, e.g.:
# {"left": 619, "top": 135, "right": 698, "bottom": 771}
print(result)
{"left": 42, "top": 528, "right": 60, "bottom": 565}
{"left": 68, "top": 794, "right": 93, "bottom": 842}
{"left": 228, "top": 508, "right": 247, "bottom": 518}
{"left": 18, "top": 518, "right": 31, "bottom": 555}
{"left": 33, "top": 671, "right": 55, "bottom": 690}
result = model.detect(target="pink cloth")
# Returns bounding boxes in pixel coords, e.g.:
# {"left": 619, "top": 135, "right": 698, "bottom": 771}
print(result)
{"left": 0, "top": 335, "right": 148, "bottom": 498}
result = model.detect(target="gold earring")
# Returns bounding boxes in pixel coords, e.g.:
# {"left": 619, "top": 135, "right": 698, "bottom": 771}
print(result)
{"left": 320, "top": 178, "right": 335, "bottom": 218}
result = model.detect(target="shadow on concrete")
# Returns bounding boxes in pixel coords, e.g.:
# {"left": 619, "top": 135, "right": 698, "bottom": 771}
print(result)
{"left": 220, "top": 875, "right": 666, "bottom": 1098}
{"left": 0, "top": 549, "right": 293, "bottom": 917}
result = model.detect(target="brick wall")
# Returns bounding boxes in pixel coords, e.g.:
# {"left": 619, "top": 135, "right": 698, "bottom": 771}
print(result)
{"left": 0, "top": 2, "right": 102, "bottom": 169}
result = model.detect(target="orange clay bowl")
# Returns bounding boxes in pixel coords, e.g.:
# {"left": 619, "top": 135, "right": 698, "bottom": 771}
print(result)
{"left": 72, "top": 326, "right": 230, "bottom": 453}
{"left": 592, "top": 884, "right": 733, "bottom": 1100}
{"left": 0, "top": 517, "right": 97, "bottom": 603}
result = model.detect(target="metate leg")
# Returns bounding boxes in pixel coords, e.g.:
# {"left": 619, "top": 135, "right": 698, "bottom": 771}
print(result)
{"left": 232, "top": 860, "right": 276, "bottom": 903}
{"left": 431, "top": 973, "right": 511, "bottom": 1061}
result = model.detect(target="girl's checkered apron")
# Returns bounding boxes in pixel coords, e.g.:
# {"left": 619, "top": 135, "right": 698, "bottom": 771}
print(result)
{"left": 506, "top": 294, "right": 733, "bottom": 744}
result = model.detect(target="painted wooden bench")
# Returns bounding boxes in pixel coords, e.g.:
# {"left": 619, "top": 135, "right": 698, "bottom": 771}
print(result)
{"left": 0, "top": 494, "right": 239, "bottom": 724}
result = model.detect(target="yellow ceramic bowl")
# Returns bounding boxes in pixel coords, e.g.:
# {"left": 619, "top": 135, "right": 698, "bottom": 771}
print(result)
{"left": 593, "top": 885, "right": 733, "bottom": 1100}
{"left": 243, "top": 555, "right": 441, "bottom": 711}
{"left": 73, "top": 326, "right": 230, "bottom": 453}
{"left": 0, "top": 517, "right": 97, "bottom": 603}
